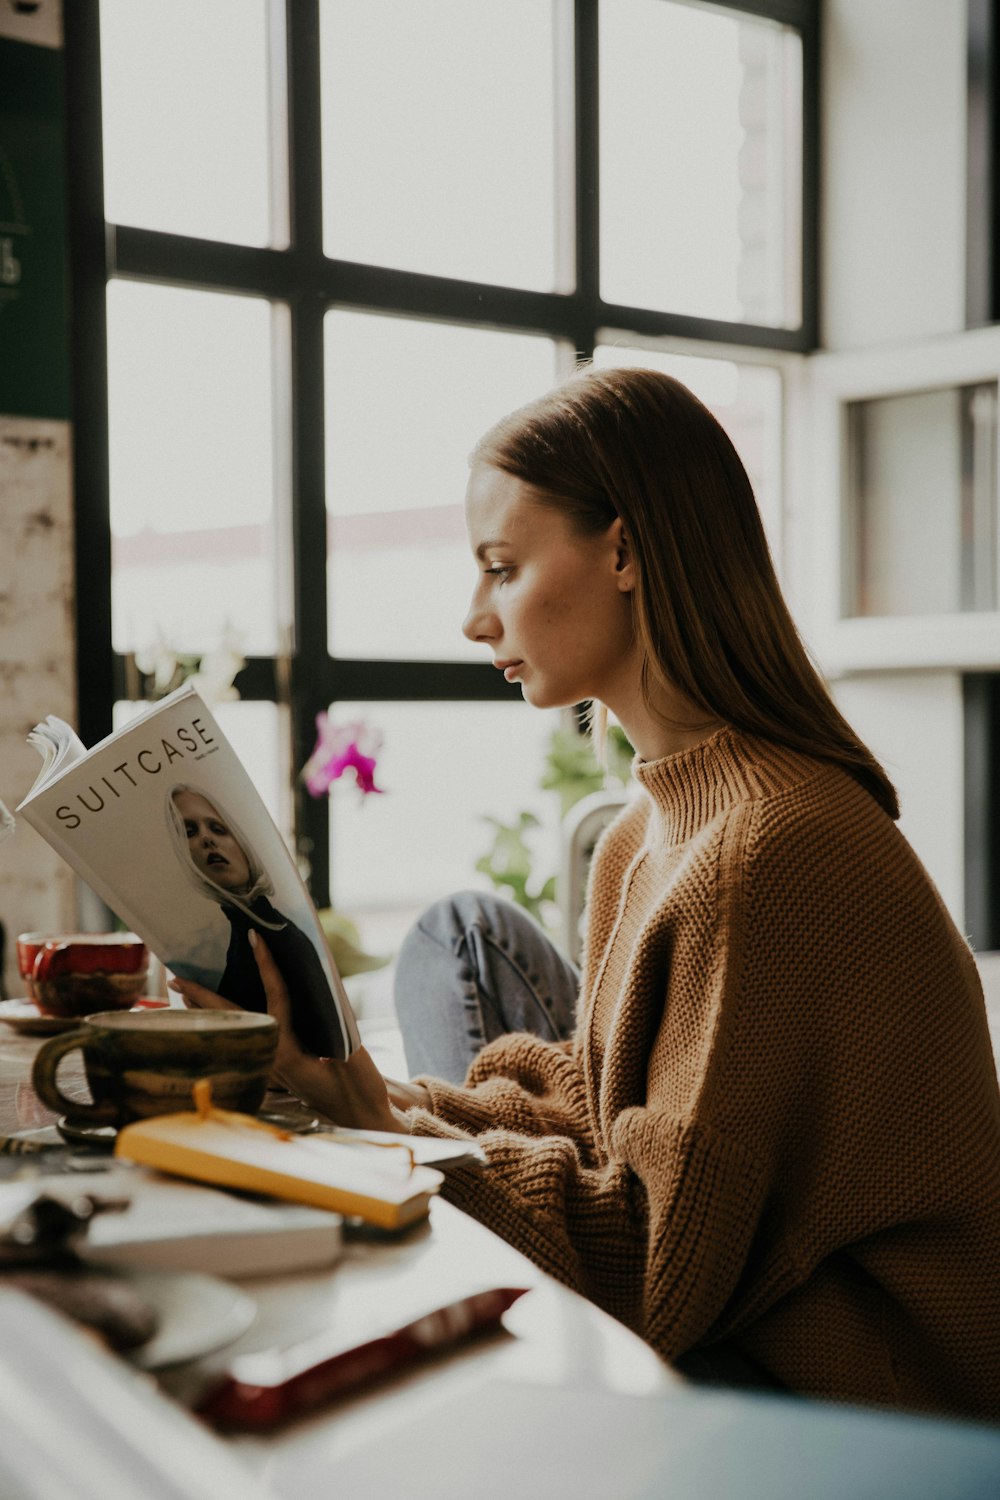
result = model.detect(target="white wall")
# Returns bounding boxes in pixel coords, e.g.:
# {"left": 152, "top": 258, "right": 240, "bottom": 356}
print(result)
{"left": 831, "top": 672, "right": 966, "bottom": 923}
{"left": 0, "top": 418, "right": 79, "bottom": 987}
{"left": 818, "top": 0, "right": 971, "bottom": 933}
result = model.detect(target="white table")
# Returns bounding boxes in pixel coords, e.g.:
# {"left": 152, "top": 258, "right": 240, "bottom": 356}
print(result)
{"left": 4, "top": 1018, "right": 1000, "bottom": 1500}
{"left": 0, "top": 1016, "right": 677, "bottom": 1497}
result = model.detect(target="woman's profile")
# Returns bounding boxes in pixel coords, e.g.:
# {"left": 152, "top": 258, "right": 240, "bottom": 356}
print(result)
{"left": 166, "top": 785, "right": 346, "bottom": 1059}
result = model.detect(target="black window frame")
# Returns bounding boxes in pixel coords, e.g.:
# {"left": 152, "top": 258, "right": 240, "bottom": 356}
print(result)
{"left": 966, "top": 0, "right": 1000, "bottom": 946}
{"left": 64, "top": 0, "right": 820, "bottom": 907}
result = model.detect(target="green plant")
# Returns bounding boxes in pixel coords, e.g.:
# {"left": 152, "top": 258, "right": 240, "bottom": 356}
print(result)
{"left": 475, "top": 721, "right": 633, "bottom": 929}
{"left": 540, "top": 723, "right": 634, "bottom": 815}
{"left": 475, "top": 813, "right": 558, "bottom": 927}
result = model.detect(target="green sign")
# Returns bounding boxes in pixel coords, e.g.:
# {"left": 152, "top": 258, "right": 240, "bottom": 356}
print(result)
{"left": 0, "top": 37, "right": 70, "bottom": 420}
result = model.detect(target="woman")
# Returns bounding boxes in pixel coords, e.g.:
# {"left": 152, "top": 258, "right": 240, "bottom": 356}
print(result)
{"left": 167, "top": 785, "right": 346, "bottom": 1058}
{"left": 191, "top": 368, "right": 1000, "bottom": 1422}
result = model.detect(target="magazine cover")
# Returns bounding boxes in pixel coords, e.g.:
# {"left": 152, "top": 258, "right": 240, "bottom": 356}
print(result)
{"left": 16, "top": 684, "right": 360, "bottom": 1060}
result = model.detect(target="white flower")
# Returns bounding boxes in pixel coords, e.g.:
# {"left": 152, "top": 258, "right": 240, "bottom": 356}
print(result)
{"left": 134, "top": 628, "right": 180, "bottom": 696}
{"left": 188, "top": 624, "right": 246, "bottom": 707}
{"left": 135, "top": 624, "right": 246, "bottom": 706}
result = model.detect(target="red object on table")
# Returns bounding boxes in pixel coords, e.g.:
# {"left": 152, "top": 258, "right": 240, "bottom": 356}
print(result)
{"left": 196, "top": 1286, "right": 529, "bottom": 1430}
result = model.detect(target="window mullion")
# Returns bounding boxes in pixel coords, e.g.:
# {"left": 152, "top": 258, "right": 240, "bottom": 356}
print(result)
{"left": 285, "top": 0, "right": 330, "bottom": 903}
{"left": 574, "top": 0, "right": 600, "bottom": 333}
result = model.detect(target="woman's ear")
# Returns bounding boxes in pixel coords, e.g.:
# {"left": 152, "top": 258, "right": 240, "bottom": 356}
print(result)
{"left": 610, "top": 517, "right": 635, "bottom": 593}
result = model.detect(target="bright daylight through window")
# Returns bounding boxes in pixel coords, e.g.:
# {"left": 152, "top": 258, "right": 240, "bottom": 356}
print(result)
{"left": 83, "top": 0, "right": 815, "bottom": 958}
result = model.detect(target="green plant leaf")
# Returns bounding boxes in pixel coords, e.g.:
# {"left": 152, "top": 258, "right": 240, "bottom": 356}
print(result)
{"left": 473, "top": 721, "right": 633, "bottom": 934}
{"left": 540, "top": 726, "right": 606, "bottom": 815}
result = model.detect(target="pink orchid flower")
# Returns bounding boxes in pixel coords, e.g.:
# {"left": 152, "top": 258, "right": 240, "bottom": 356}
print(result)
{"left": 303, "top": 713, "right": 384, "bottom": 798}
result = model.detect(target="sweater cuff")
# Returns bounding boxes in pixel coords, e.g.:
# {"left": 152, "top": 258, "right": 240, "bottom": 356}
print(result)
{"left": 412, "top": 1075, "right": 507, "bottom": 1135}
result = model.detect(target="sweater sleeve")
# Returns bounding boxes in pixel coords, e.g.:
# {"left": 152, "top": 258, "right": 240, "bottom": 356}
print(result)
{"left": 406, "top": 1093, "right": 768, "bottom": 1356}
{"left": 417, "top": 1033, "right": 589, "bottom": 1141}
{"left": 408, "top": 1017, "right": 770, "bottom": 1356}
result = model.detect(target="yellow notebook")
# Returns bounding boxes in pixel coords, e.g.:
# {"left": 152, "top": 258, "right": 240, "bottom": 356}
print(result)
{"left": 115, "top": 1091, "right": 443, "bottom": 1232}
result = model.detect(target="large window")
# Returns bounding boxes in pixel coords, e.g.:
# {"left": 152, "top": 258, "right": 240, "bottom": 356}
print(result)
{"left": 67, "top": 0, "right": 818, "bottom": 943}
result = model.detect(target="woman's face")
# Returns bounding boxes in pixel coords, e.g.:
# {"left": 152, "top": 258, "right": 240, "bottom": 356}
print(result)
{"left": 462, "top": 464, "right": 637, "bottom": 711}
{"left": 173, "top": 790, "right": 252, "bottom": 893}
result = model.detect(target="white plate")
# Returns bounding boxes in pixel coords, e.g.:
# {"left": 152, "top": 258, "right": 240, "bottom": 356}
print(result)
{"left": 122, "top": 1270, "right": 256, "bottom": 1370}
{"left": 0, "top": 998, "right": 76, "bottom": 1035}
{"left": 0, "top": 996, "right": 172, "bottom": 1036}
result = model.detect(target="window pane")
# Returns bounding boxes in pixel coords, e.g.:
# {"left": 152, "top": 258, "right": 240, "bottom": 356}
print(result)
{"left": 327, "top": 700, "right": 563, "bottom": 953}
{"left": 600, "top": 0, "right": 802, "bottom": 327}
{"left": 100, "top": 0, "right": 275, "bottom": 246}
{"left": 107, "top": 280, "right": 281, "bottom": 656}
{"left": 213, "top": 699, "right": 289, "bottom": 837}
{"left": 593, "top": 343, "right": 783, "bottom": 562}
{"left": 846, "top": 385, "right": 998, "bottom": 618}
{"left": 325, "top": 312, "right": 558, "bottom": 659}
{"left": 320, "top": 0, "right": 561, "bottom": 289}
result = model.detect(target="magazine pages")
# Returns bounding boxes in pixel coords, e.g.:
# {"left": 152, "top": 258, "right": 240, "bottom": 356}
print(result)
{"left": 16, "top": 683, "right": 360, "bottom": 1060}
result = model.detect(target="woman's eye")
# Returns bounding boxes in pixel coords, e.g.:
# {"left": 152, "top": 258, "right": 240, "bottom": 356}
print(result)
{"left": 484, "top": 565, "right": 513, "bottom": 582}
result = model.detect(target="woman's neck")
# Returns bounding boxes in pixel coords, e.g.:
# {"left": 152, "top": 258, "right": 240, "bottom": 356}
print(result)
{"left": 605, "top": 679, "right": 725, "bottom": 764}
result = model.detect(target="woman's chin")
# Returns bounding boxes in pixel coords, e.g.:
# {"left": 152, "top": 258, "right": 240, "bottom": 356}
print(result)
{"left": 521, "top": 680, "right": 578, "bottom": 712}
{"left": 518, "top": 679, "right": 547, "bottom": 708}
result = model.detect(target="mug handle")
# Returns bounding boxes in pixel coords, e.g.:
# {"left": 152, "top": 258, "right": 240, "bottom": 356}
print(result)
{"left": 33, "top": 941, "right": 69, "bottom": 988}
{"left": 31, "top": 1031, "right": 112, "bottom": 1123}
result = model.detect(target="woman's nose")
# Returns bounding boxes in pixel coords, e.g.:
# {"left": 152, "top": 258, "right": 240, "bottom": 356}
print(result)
{"left": 462, "top": 597, "right": 496, "bottom": 643}
{"left": 462, "top": 578, "right": 499, "bottom": 643}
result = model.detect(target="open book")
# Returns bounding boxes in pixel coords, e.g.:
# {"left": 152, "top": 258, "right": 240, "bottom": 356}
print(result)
{"left": 16, "top": 683, "right": 360, "bottom": 1060}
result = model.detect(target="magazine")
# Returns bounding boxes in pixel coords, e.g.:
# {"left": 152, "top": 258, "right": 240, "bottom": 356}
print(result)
{"left": 15, "top": 683, "right": 360, "bottom": 1060}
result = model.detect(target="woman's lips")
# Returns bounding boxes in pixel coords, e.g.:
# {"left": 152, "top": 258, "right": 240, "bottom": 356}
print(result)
{"left": 494, "top": 659, "right": 524, "bottom": 681}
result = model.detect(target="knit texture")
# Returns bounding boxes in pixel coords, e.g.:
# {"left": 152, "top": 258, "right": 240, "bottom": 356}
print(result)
{"left": 408, "top": 728, "right": 1000, "bottom": 1421}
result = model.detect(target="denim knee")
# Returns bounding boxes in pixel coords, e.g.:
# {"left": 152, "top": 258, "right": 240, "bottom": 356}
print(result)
{"left": 406, "top": 888, "right": 516, "bottom": 956}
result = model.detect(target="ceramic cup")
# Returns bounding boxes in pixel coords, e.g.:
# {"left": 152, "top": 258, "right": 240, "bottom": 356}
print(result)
{"left": 17, "top": 932, "right": 148, "bottom": 1018}
{"left": 31, "top": 1008, "right": 278, "bottom": 1128}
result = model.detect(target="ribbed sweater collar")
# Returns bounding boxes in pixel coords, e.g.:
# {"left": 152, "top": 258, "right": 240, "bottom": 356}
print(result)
{"left": 632, "top": 726, "right": 822, "bottom": 846}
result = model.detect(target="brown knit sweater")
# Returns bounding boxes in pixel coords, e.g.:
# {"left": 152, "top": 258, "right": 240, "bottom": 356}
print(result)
{"left": 408, "top": 728, "right": 1000, "bottom": 1422}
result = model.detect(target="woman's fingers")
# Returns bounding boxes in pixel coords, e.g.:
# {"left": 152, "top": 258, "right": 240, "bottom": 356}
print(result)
{"left": 249, "top": 930, "right": 291, "bottom": 1024}
{"left": 167, "top": 976, "right": 239, "bottom": 1011}
{"left": 248, "top": 931, "right": 302, "bottom": 1072}
{"left": 246, "top": 934, "right": 401, "bottom": 1129}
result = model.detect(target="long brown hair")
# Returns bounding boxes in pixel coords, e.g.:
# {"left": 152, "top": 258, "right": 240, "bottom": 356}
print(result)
{"left": 472, "top": 364, "right": 899, "bottom": 819}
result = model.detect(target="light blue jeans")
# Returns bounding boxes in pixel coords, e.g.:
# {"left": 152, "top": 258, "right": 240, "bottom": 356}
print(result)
{"left": 393, "top": 890, "right": 580, "bottom": 1083}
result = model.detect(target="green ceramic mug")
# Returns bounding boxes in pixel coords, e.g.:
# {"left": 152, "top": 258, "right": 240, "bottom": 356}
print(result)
{"left": 31, "top": 1008, "right": 278, "bottom": 1128}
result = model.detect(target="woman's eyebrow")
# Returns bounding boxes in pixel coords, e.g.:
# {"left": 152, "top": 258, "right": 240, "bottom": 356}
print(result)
{"left": 475, "top": 537, "right": 511, "bottom": 560}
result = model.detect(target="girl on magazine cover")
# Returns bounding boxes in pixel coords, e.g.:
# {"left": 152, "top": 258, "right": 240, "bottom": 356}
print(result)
{"left": 166, "top": 785, "right": 346, "bottom": 1059}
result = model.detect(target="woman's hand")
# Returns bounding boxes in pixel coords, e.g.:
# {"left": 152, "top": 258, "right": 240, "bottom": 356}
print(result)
{"left": 169, "top": 934, "right": 430, "bottom": 1124}
{"left": 171, "top": 934, "right": 425, "bottom": 1130}
{"left": 167, "top": 975, "right": 240, "bottom": 1012}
